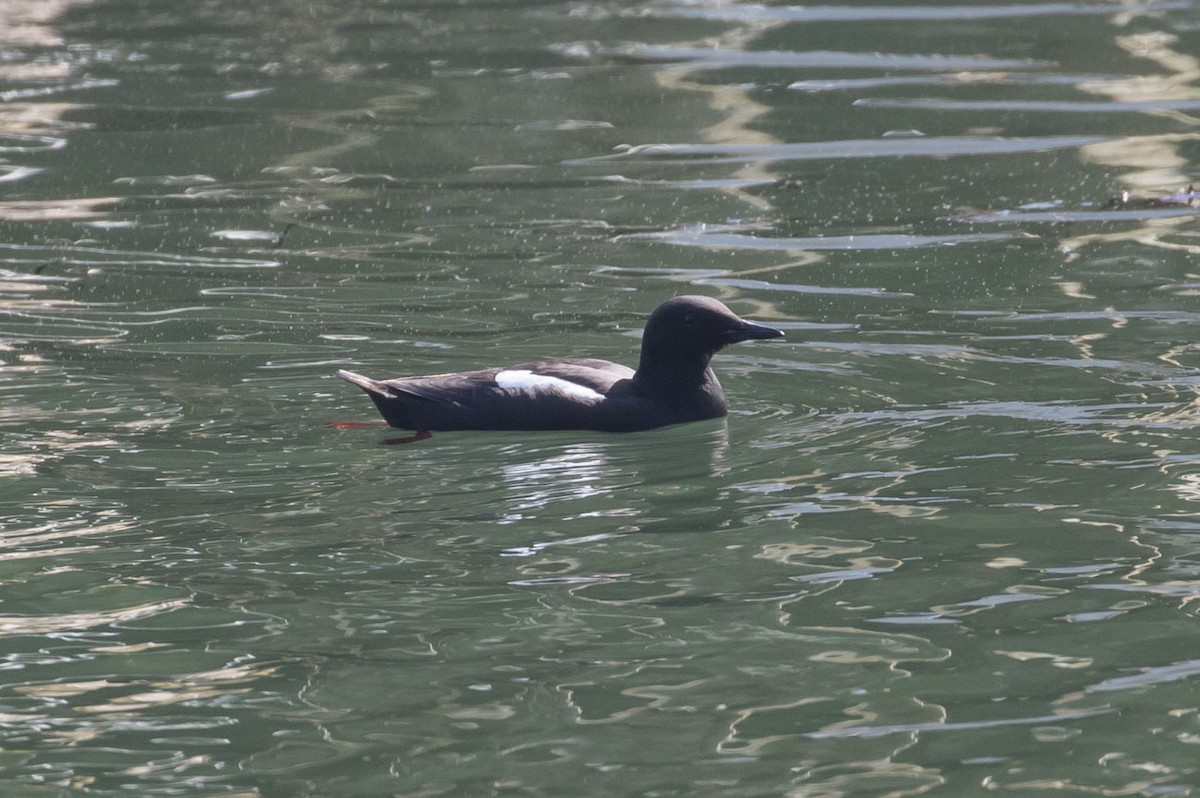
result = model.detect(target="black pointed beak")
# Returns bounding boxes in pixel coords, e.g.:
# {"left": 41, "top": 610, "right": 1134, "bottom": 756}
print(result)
{"left": 729, "top": 320, "right": 785, "bottom": 342}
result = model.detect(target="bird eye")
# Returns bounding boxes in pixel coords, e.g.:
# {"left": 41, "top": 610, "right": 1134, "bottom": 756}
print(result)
{"left": 683, "top": 313, "right": 696, "bottom": 326}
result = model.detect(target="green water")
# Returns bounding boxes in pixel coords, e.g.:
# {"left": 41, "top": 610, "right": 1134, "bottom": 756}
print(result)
{"left": 2, "top": 0, "right": 1200, "bottom": 795}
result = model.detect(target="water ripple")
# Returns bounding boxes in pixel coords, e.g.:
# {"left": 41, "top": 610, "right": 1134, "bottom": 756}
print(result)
{"left": 839, "top": 400, "right": 1181, "bottom": 428}
{"left": 0, "top": 132, "right": 66, "bottom": 152}
{"left": 0, "top": 599, "right": 190, "bottom": 635}
{"left": 621, "top": 228, "right": 1019, "bottom": 251}
{"left": 806, "top": 708, "right": 1112, "bottom": 739}
{"left": 568, "top": 43, "right": 1046, "bottom": 71}
{"left": 789, "top": 72, "right": 1133, "bottom": 92}
{"left": 0, "top": 243, "right": 280, "bottom": 272}
{"left": 954, "top": 208, "right": 1198, "bottom": 223}
{"left": 649, "top": 1, "right": 1190, "bottom": 23}
{"left": 566, "top": 135, "right": 1110, "bottom": 165}
{"left": 1086, "top": 659, "right": 1200, "bottom": 693}
{"left": 0, "top": 165, "right": 43, "bottom": 183}
{"left": 697, "top": 276, "right": 910, "bottom": 297}
{"left": 858, "top": 97, "right": 1200, "bottom": 113}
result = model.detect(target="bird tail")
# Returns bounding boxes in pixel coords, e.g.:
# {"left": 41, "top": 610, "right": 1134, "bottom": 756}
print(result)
{"left": 337, "top": 369, "right": 396, "bottom": 398}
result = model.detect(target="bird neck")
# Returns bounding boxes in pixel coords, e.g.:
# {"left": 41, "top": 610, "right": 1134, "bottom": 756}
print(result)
{"left": 633, "top": 348, "right": 716, "bottom": 396}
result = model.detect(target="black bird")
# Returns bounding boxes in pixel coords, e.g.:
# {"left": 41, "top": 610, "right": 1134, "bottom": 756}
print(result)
{"left": 336, "top": 295, "right": 783, "bottom": 438}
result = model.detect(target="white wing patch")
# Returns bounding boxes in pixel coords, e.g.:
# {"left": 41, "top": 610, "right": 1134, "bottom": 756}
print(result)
{"left": 494, "top": 369, "right": 605, "bottom": 401}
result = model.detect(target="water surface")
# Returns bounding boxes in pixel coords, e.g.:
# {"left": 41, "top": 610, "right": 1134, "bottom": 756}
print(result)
{"left": 3, "top": 0, "right": 1200, "bottom": 795}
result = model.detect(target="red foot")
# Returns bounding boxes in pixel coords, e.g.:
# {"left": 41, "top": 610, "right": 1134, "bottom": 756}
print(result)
{"left": 384, "top": 430, "right": 433, "bottom": 445}
{"left": 330, "top": 421, "right": 431, "bottom": 444}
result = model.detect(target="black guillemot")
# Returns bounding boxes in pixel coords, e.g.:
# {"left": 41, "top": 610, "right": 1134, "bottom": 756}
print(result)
{"left": 336, "top": 295, "right": 783, "bottom": 439}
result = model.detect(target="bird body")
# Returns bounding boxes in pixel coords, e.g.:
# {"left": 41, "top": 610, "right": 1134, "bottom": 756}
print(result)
{"left": 336, "top": 296, "right": 783, "bottom": 435}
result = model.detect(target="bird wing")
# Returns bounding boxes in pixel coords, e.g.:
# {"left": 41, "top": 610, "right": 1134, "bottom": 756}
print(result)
{"left": 341, "top": 359, "right": 633, "bottom": 407}
{"left": 371, "top": 369, "right": 502, "bottom": 405}
{"left": 520, "top": 358, "right": 634, "bottom": 394}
